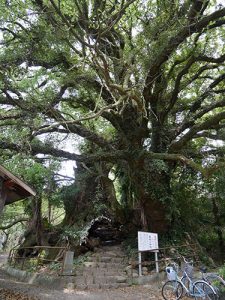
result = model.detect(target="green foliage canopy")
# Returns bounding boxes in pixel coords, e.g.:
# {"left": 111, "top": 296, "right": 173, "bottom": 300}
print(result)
{"left": 0, "top": 0, "right": 225, "bottom": 231}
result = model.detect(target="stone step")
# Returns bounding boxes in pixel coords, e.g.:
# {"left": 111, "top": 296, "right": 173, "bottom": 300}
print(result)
{"left": 96, "top": 250, "right": 126, "bottom": 257}
{"left": 76, "top": 268, "right": 127, "bottom": 276}
{"left": 72, "top": 243, "right": 131, "bottom": 289}
{"left": 74, "top": 274, "right": 129, "bottom": 284}
{"left": 74, "top": 282, "right": 130, "bottom": 290}
{"left": 75, "top": 268, "right": 127, "bottom": 277}
{"left": 74, "top": 274, "right": 128, "bottom": 285}
{"left": 99, "top": 282, "right": 130, "bottom": 289}
{"left": 87, "top": 256, "right": 127, "bottom": 263}
{"left": 105, "top": 275, "right": 128, "bottom": 284}
{"left": 82, "top": 261, "right": 126, "bottom": 269}
{"left": 100, "top": 245, "right": 123, "bottom": 251}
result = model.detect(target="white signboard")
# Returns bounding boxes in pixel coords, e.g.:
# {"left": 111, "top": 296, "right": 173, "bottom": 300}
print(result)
{"left": 138, "top": 231, "right": 158, "bottom": 252}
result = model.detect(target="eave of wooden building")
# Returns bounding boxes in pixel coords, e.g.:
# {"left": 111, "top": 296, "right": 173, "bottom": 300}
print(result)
{"left": 0, "top": 165, "right": 36, "bottom": 205}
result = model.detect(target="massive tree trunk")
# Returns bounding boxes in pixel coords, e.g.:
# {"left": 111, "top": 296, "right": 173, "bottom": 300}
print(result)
{"left": 212, "top": 198, "right": 224, "bottom": 260}
{"left": 119, "top": 157, "right": 171, "bottom": 233}
{"left": 117, "top": 103, "right": 172, "bottom": 233}
{"left": 17, "top": 196, "right": 43, "bottom": 257}
{"left": 62, "top": 161, "right": 120, "bottom": 226}
{"left": 61, "top": 162, "right": 95, "bottom": 225}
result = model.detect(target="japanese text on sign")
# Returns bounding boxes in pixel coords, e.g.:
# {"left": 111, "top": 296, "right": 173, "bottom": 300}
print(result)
{"left": 138, "top": 231, "right": 158, "bottom": 251}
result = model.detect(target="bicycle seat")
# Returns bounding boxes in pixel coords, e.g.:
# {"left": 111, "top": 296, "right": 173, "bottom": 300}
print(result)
{"left": 199, "top": 266, "right": 207, "bottom": 273}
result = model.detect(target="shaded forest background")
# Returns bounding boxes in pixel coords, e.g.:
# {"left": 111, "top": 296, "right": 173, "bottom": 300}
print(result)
{"left": 0, "top": 0, "right": 225, "bottom": 263}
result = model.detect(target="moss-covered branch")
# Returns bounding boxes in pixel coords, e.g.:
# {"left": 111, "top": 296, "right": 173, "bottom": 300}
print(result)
{"left": 0, "top": 218, "right": 28, "bottom": 230}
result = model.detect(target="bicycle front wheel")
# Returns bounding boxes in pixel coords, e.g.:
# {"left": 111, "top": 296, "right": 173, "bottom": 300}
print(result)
{"left": 193, "top": 281, "right": 217, "bottom": 300}
{"left": 162, "top": 280, "right": 183, "bottom": 300}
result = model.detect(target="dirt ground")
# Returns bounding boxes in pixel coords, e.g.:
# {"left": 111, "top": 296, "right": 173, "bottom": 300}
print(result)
{"left": 0, "top": 254, "right": 221, "bottom": 299}
{"left": 0, "top": 252, "right": 166, "bottom": 300}
{"left": 0, "top": 268, "right": 163, "bottom": 300}
{"left": 0, "top": 253, "right": 193, "bottom": 300}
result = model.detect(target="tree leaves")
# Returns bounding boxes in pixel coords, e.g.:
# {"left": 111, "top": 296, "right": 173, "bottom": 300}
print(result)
{"left": 0, "top": 0, "right": 225, "bottom": 188}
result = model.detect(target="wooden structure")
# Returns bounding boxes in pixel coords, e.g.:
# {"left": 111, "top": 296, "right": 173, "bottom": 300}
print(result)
{"left": 8, "top": 245, "right": 68, "bottom": 273}
{"left": 0, "top": 164, "right": 36, "bottom": 214}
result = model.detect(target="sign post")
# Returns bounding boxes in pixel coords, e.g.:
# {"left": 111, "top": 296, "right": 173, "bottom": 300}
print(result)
{"left": 138, "top": 231, "right": 159, "bottom": 276}
{"left": 155, "top": 252, "right": 159, "bottom": 273}
{"left": 138, "top": 252, "right": 142, "bottom": 276}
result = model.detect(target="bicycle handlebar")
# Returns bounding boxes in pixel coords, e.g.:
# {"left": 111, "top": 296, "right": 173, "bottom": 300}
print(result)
{"left": 177, "top": 255, "right": 193, "bottom": 265}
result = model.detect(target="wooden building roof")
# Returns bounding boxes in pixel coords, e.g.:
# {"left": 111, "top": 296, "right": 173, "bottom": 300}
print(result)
{"left": 0, "top": 165, "right": 36, "bottom": 204}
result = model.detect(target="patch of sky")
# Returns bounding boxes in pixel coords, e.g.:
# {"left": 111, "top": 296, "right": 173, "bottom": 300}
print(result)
{"left": 60, "top": 160, "right": 76, "bottom": 181}
{"left": 38, "top": 131, "right": 84, "bottom": 178}
{"left": 175, "top": 112, "right": 185, "bottom": 124}
{"left": 0, "top": 104, "right": 15, "bottom": 111}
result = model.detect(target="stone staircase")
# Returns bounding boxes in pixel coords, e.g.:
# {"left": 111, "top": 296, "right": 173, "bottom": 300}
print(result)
{"left": 73, "top": 244, "right": 131, "bottom": 289}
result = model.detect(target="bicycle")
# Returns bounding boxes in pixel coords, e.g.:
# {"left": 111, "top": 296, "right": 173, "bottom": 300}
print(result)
{"left": 199, "top": 266, "right": 225, "bottom": 298}
{"left": 181, "top": 256, "right": 225, "bottom": 299}
{"left": 162, "top": 260, "right": 217, "bottom": 300}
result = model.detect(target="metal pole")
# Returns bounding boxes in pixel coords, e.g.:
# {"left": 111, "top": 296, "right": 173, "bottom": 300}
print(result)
{"left": 138, "top": 252, "right": 142, "bottom": 276}
{"left": 155, "top": 251, "right": 159, "bottom": 273}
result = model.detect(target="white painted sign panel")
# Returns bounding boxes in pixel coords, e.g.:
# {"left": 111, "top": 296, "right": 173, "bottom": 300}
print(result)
{"left": 138, "top": 231, "right": 158, "bottom": 251}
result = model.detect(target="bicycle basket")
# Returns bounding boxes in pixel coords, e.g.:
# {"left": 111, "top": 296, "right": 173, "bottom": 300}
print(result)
{"left": 183, "top": 262, "right": 193, "bottom": 278}
{"left": 166, "top": 267, "right": 177, "bottom": 280}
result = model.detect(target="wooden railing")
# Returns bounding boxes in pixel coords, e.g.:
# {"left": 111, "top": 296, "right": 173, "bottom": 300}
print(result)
{"left": 8, "top": 245, "right": 68, "bottom": 273}
{"left": 130, "top": 243, "right": 200, "bottom": 276}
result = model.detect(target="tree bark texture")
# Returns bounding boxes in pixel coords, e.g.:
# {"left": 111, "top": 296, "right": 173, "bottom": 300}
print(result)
{"left": 212, "top": 198, "right": 224, "bottom": 260}
{"left": 120, "top": 157, "right": 171, "bottom": 233}
{"left": 62, "top": 161, "right": 118, "bottom": 226}
{"left": 0, "top": 178, "right": 7, "bottom": 215}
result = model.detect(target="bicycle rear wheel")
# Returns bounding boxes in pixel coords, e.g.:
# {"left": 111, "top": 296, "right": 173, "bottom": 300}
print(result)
{"left": 162, "top": 280, "right": 183, "bottom": 300}
{"left": 193, "top": 281, "right": 217, "bottom": 300}
{"left": 205, "top": 274, "right": 225, "bottom": 298}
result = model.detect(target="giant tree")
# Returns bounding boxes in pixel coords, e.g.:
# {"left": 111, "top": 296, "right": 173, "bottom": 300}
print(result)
{"left": 0, "top": 0, "right": 225, "bottom": 232}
